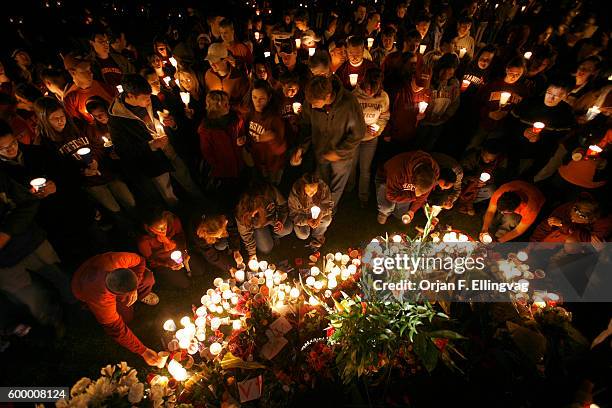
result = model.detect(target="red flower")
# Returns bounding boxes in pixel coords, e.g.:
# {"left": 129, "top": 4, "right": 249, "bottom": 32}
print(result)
{"left": 326, "top": 327, "right": 335, "bottom": 337}
{"left": 361, "top": 302, "right": 367, "bottom": 314}
{"left": 295, "top": 258, "right": 303, "bottom": 266}
{"left": 433, "top": 338, "right": 448, "bottom": 351}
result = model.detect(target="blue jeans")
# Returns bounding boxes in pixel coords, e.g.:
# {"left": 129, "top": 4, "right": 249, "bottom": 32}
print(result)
{"left": 376, "top": 183, "right": 412, "bottom": 219}
{"left": 348, "top": 138, "right": 378, "bottom": 202}
{"left": 253, "top": 219, "right": 294, "bottom": 254}
{"left": 317, "top": 157, "right": 354, "bottom": 213}
{"left": 293, "top": 216, "right": 332, "bottom": 242}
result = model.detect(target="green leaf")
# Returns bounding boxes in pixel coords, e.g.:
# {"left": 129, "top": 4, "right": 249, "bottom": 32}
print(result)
{"left": 414, "top": 333, "right": 439, "bottom": 373}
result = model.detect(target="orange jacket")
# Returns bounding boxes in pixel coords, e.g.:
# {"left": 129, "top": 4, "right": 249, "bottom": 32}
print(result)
{"left": 72, "top": 252, "right": 148, "bottom": 355}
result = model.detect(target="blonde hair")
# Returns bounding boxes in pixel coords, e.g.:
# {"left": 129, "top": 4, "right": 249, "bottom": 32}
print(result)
{"left": 196, "top": 214, "right": 229, "bottom": 244}
{"left": 205, "top": 90, "right": 229, "bottom": 118}
{"left": 176, "top": 68, "right": 201, "bottom": 95}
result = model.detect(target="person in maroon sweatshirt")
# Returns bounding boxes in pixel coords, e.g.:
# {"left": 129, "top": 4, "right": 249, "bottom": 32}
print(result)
{"left": 72, "top": 252, "right": 162, "bottom": 366}
{"left": 243, "top": 79, "right": 287, "bottom": 185}
{"left": 376, "top": 150, "right": 440, "bottom": 225}
{"left": 335, "top": 36, "right": 378, "bottom": 90}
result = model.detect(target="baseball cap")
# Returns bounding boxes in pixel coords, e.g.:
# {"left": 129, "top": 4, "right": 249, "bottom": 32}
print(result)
{"left": 205, "top": 43, "right": 228, "bottom": 62}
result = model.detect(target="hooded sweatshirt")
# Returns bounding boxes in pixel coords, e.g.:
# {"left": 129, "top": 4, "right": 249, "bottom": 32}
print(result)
{"left": 299, "top": 76, "right": 366, "bottom": 161}
{"left": 353, "top": 86, "right": 390, "bottom": 142}
{"left": 288, "top": 178, "right": 334, "bottom": 227}
{"left": 379, "top": 151, "right": 440, "bottom": 213}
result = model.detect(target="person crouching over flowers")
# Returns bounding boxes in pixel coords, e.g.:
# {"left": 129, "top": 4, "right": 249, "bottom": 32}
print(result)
{"left": 137, "top": 207, "right": 203, "bottom": 289}
{"left": 235, "top": 180, "right": 293, "bottom": 262}
{"left": 193, "top": 213, "right": 244, "bottom": 274}
{"left": 289, "top": 173, "right": 334, "bottom": 251}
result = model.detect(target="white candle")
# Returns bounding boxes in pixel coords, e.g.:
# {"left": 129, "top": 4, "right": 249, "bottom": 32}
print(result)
{"left": 171, "top": 250, "right": 183, "bottom": 264}
{"left": 311, "top": 205, "right": 321, "bottom": 219}
{"left": 419, "top": 44, "right": 426, "bottom": 54}
{"left": 586, "top": 106, "right": 601, "bottom": 121}
{"left": 461, "top": 79, "right": 470, "bottom": 91}
{"left": 264, "top": 51, "right": 271, "bottom": 58}
{"left": 248, "top": 259, "right": 259, "bottom": 271}
{"left": 367, "top": 37, "right": 374, "bottom": 48}
{"left": 30, "top": 177, "right": 47, "bottom": 192}
{"left": 349, "top": 74, "right": 358, "bottom": 87}
{"left": 295, "top": 38, "right": 301, "bottom": 48}
{"left": 234, "top": 269, "right": 245, "bottom": 282}
{"left": 459, "top": 47, "right": 467, "bottom": 58}
{"left": 481, "top": 233, "right": 493, "bottom": 244}
{"left": 292, "top": 102, "right": 302, "bottom": 114}
{"left": 308, "top": 47, "right": 316, "bottom": 57}
{"left": 418, "top": 101, "right": 428, "bottom": 113}
{"left": 479, "top": 172, "right": 491, "bottom": 182}
{"left": 499, "top": 91, "right": 511, "bottom": 107}
{"left": 163, "top": 319, "right": 177, "bottom": 332}
{"left": 254, "top": 31, "right": 260, "bottom": 41}
{"left": 167, "top": 360, "right": 188, "bottom": 381}
{"left": 523, "top": 51, "right": 532, "bottom": 60}
{"left": 370, "top": 123, "right": 380, "bottom": 133}
{"left": 116, "top": 85, "right": 123, "bottom": 93}
{"left": 532, "top": 121, "right": 545, "bottom": 134}
{"left": 169, "top": 57, "right": 178, "bottom": 68}
{"left": 175, "top": 78, "right": 180, "bottom": 87}
{"left": 521, "top": 5, "right": 526, "bottom": 11}
{"left": 180, "top": 91, "right": 190, "bottom": 106}
{"left": 163, "top": 76, "right": 172, "bottom": 86}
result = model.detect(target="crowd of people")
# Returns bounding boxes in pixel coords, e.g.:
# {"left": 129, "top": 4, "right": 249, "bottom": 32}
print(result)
{"left": 0, "top": 0, "right": 610, "bottom": 366}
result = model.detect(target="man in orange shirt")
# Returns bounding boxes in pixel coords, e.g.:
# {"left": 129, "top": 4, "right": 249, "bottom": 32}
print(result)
{"left": 63, "top": 53, "right": 115, "bottom": 124}
{"left": 480, "top": 180, "right": 545, "bottom": 242}
{"left": 219, "top": 19, "right": 253, "bottom": 72}
{"left": 72, "top": 252, "right": 162, "bottom": 366}
{"left": 203, "top": 43, "right": 250, "bottom": 110}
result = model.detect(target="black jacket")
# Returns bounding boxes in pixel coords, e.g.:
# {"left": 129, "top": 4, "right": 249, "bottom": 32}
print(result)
{"left": 108, "top": 96, "right": 174, "bottom": 178}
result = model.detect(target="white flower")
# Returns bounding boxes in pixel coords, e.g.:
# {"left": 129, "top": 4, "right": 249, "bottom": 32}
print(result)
{"left": 128, "top": 383, "right": 144, "bottom": 404}
{"left": 70, "top": 377, "right": 92, "bottom": 397}
{"left": 87, "top": 377, "right": 114, "bottom": 404}
{"left": 67, "top": 393, "right": 91, "bottom": 408}
{"left": 116, "top": 385, "right": 129, "bottom": 396}
{"left": 116, "top": 361, "right": 130, "bottom": 373}
{"left": 149, "top": 384, "right": 163, "bottom": 401}
{"left": 100, "top": 364, "right": 116, "bottom": 377}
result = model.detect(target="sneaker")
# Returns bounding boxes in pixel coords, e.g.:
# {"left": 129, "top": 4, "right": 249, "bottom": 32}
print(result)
{"left": 377, "top": 212, "right": 388, "bottom": 225}
{"left": 140, "top": 292, "right": 159, "bottom": 306}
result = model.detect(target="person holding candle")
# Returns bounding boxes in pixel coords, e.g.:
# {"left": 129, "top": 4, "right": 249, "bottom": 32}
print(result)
{"left": 235, "top": 180, "right": 292, "bottom": 259}
{"left": 335, "top": 36, "right": 378, "bottom": 90}
{"left": 428, "top": 152, "right": 463, "bottom": 211}
{"left": 565, "top": 56, "right": 601, "bottom": 108}
{"left": 62, "top": 53, "right": 115, "bottom": 125}
{"left": 137, "top": 207, "right": 202, "bottom": 289}
{"left": 253, "top": 59, "right": 280, "bottom": 90}
{"left": 198, "top": 90, "right": 245, "bottom": 209}
{"left": 243, "top": 79, "right": 287, "bottom": 185}
{"left": 35, "top": 97, "right": 137, "bottom": 216}
{"left": 522, "top": 45, "right": 556, "bottom": 97}
{"left": 381, "top": 30, "right": 422, "bottom": 100}
{"left": 508, "top": 79, "right": 575, "bottom": 178}
{"left": 480, "top": 180, "right": 545, "bottom": 242}
{"left": 108, "top": 74, "right": 202, "bottom": 207}
{"left": 376, "top": 150, "right": 440, "bottom": 225}
{"left": 350, "top": 67, "right": 390, "bottom": 207}
{"left": 40, "top": 67, "right": 71, "bottom": 102}
{"left": 85, "top": 98, "right": 113, "bottom": 149}
{"left": 89, "top": 27, "right": 135, "bottom": 89}
{"left": 288, "top": 173, "right": 334, "bottom": 250}
{"left": 219, "top": 19, "right": 254, "bottom": 73}
{"left": 193, "top": 213, "right": 243, "bottom": 275}
{"left": 203, "top": 43, "right": 250, "bottom": 111}
{"left": 450, "top": 15, "right": 475, "bottom": 60}
{"left": 328, "top": 40, "right": 348, "bottom": 75}
{"left": 175, "top": 68, "right": 205, "bottom": 123}
{"left": 277, "top": 72, "right": 303, "bottom": 149}
{"left": 291, "top": 75, "right": 366, "bottom": 213}
{"left": 72, "top": 252, "right": 163, "bottom": 366}
{"left": 414, "top": 13, "right": 434, "bottom": 55}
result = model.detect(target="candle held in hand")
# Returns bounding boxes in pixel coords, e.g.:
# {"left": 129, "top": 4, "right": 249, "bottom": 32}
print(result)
{"left": 180, "top": 91, "right": 190, "bottom": 106}
{"left": 311, "top": 205, "right": 321, "bottom": 219}
{"left": 30, "top": 177, "right": 47, "bottom": 192}
{"left": 308, "top": 47, "right": 316, "bottom": 57}
{"left": 254, "top": 31, "right": 260, "bottom": 40}
{"left": 169, "top": 57, "right": 178, "bottom": 68}
{"left": 171, "top": 250, "right": 183, "bottom": 265}
{"left": 295, "top": 38, "right": 301, "bottom": 48}
{"left": 586, "top": 106, "right": 601, "bottom": 121}
{"left": 264, "top": 51, "right": 271, "bottom": 58}
{"left": 499, "top": 92, "right": 511, "bottom": 107}
{"left": 459, "top": 47, "right": 467, "bottom": 58}
{"left": 370, "top": 123, "right": 380, "bottom": 133}
{"left": 479, "top": 172, "right": 491, "bottom": 182}
{"left": 163, "top": 76, "right": 171, "bottom": 86}
{"left": 418, "top": 101, "right": 428, "bottom": 114}
{"left": 532, "top": 122, "right": 545, "bottom": 134}
{"left": 419, "top": 44, "right": 426, "bottom": 54}
{"left": 586, "top": 145, "right": 603, "bottom": 157}
{"left": 523, "top": 51, "right": 532, "bottom": 60}
{"left": 367, "top": 37, "right": 374, "bottom": 48}
{"left": 349, "top": 74, "right": 358, "bottom": 86}
{"left": 116, "top": 85, "right": 123, "bottom": 93}
{"left": 292, "top": 102, "right": 302, "bottom": 114}
{"left": 461, "top": 79, "right": 470, "bottom": 91}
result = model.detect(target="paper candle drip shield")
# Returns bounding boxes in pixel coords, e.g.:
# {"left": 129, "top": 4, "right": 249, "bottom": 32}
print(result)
{"left": 459, "top": 47, "right": 467, "bottom": 58}
{"left": 419, "top": 44, "right": 426, "bottom": 54}
{"left": 532, "top": 122, "right": 545, "bottom": 134}
{"left": 295, "top": 38, "right": 301, "bottom": 48}
{"left": 180, "top": 91, "right": 190, "bottom": 105}
{"left": 292, "top": 102, "right": 302, "bottom": 114}
{"left": 171, "top": 250, "right": 183, "bottom": 264}
{"left": 30, "top": 177, "right": 47, "bottom": 192}
{"left": 349, "top": 74, "right": 358, "bottom": 86}
{"left": 461, "top": 79, "right": 470, "bottom": 91}
{"left": 479, "top": 172, "right": 491, "bottom": 182}
{"left": 499, "top": 92, "right": 511, "bottom": 107}
{"left": 367, "top": 37, "right": 374, "bottom": 48}
{"left": 311, "top": 205, "right": 321, "bottom": 219}
{"left": 418, "top": 101, "right": 428, "bottom": 114}
{"left": 308, "top": 47, "right": 316, "bottom": 57}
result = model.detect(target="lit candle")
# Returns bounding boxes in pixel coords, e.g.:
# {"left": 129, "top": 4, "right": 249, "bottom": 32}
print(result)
{"left": 586, "top": 106, "right": 601, "bottom": 121}
{"left": 461, "top": 79, "right": 470, "bottom": 92}
{"left": 418, "top": 101, "right": 429, "bottom": 114}
{"left": 479, "top": 172, "right": 491, "bottom": 182}
{"left": 292, "top": 102, "right": 302, "bottom": 114}
{"left": 234, "top": 269, "right": 245, "bottom": 282}
{"left": 167, "top": 360, "right": 188, "bottom": 381}
{"left": 311, "top": 205, "right": 321, "bottom": 219}
{"left": 163, "top": 319, "right": 176, "bottom": 331}
{"left": 169, "top": 57, "right": 178, "bottom": 68}
{"left": 157, "top": 352, "right": 169, "bottom": 368}
{"left": 481, "top": 232, "right": 493, "bottom": 244}
{"left": 248, "top": 259, "right": 259, "bottom": 271}
{"left": 180, "top": 91, "right": 190, "bottom": 107}
{"left": 254, "top": 31, "right": 260, "bottom": 41}
{"left": 264, "top": 51, "right": 271, "bottom": 58}
{"left": 171, "top": 250, "right": 183, "bottom": 264}
{"left": 295, "top": 38, "right": 301, "bottom": 48}
{"left": 289, "top": 287, "right": 300, "bottom": 299}
{"left": 419, "top": 44, "right": 426, "bottom": 54}
{"left": 102, "top": 136, "right": 112, "bottom": 147}
{"left": 532, "top": 122, "right": 545, "bottom": 134}
{"left": 116, "top": 85, "right": 123, "bottom": 93}
{"left": 30, "top": 177, "right": 47, "bottom": 192}
{"left": 175, "top": 78, "right": 180, "bottom": 87}
{"left": 523, "top": 51, "right": 532, "bottom": 60}
{"left": 516, "top": 251, "right": 528, "bottom": 262}
{"left": 521, "top": 5, "right": 526, "bottom": 12}
{"left": 586, "top": 144, "right": 603, "bottom": 157}
{"left": 499, "top": 91, "right": 511, "bottom": 107}
{"left": 367, "top": 37, "right": 374, "bottom": 48}
{"left": 401, "top": 214, "right": 411, "bottom": 224}
{"left": 76, "top": 147, "right": 92, "bottom": 164}
{"left": 349, "top": 74, "right": 358, "bottom": 87}
{"left": 308, "top": 47, "right": 316, "bottom": 57}
{"left": 494, "top": 3, "right": 499, "bottom": 8}
{"left": 163, "top": 76, "right": 172, "bottom": 86}
{"left": 459, "top": 47, "right": 467, "bottom": 58}
{"left": 370, "top": 123, "right": 380, "bottom": 133}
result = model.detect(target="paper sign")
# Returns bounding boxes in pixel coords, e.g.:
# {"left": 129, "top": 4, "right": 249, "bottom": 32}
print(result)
{"left": 260, "top": 336, "right": 288, "bottom": 360}
{"left": 269, "top": 316, "right": 292, "bottom": 336}
{"left": 238, "top": 375, "right": 263, "bottom": 403}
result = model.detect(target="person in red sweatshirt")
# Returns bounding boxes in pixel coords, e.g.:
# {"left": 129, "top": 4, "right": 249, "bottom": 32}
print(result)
{"left": 335, "top": 36, "right": 378, "bottom": 90}
{"left": 72, "top": 252, "right": 162, "bottom": 366}
{"left": 376, "top": 150, "right": 440, "bottom": 225}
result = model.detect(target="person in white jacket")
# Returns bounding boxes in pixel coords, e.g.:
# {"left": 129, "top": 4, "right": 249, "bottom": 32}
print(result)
{"left": 350, "top": 67, "right": 390, "bottom": 207}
